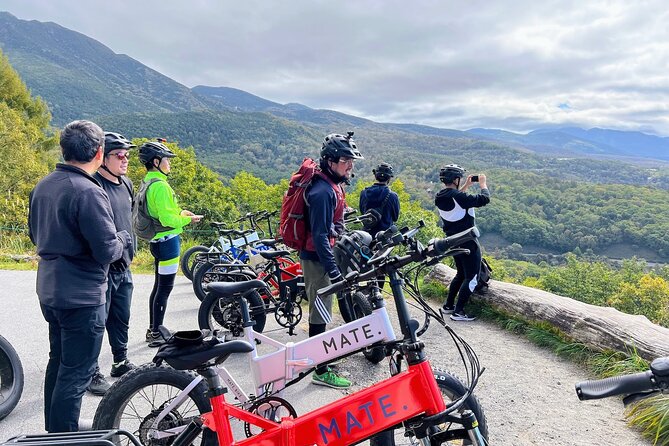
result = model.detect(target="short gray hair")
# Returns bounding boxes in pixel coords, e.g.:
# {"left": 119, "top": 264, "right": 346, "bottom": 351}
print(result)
{"left": 60, "top": 120, "right": 104, "bottom": 162}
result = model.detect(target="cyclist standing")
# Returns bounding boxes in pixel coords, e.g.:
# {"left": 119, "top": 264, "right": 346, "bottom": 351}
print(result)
{"left": 137, "top": 140, "right": 202, "bottom": 347}
{"left": 435, "top": 164, "right": 490, "bottom": 322}
{"left": 302, "top": 132, "right": 363, "bottom": 389}
{"left": 28, "top": 120, "right": 131, "bottom": 432}
{"left": 86, "top": 132, "right": 138, "bottom": 396}
{"left": 359, "top": 162, "right": 400, "bottom": 238}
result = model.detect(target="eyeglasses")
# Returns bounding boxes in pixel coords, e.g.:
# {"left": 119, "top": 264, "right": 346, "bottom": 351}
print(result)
{"left": 108, "top": 152, "right": 130, "bottom": 160}
{"left": 338, "top": 158, "right": 354, "bottom": 165}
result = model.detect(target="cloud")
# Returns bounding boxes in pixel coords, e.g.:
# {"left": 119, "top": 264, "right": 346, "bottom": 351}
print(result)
{"left": 3, "top": 0, "right": 669, "bottom": 134}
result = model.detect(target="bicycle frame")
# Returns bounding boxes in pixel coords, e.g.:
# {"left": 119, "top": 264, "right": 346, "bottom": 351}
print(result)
{"left": 202, "top": 359, "right": 445, "bottom": 446}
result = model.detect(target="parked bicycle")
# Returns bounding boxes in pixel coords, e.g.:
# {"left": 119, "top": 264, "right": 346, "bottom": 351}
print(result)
{"left": 198, "top": 248, "right": 306, "bottom": 336}
{"left": 91, "top": 223, "right": 488, "bottom": 445}
{"left": 181, "top": 211, "right": 278, "bottom": 281}
{"left": 0, "top": 334, "right": 24, "bottom": 421}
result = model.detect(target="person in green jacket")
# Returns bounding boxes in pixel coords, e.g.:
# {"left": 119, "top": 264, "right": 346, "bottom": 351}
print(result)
{"left": 137, "top": 140, "right": 202, "bottom": 347}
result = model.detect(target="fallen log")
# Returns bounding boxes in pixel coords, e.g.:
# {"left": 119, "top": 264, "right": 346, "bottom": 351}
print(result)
{"left": 427, "top": 264, "right": 669, "bottom": 361}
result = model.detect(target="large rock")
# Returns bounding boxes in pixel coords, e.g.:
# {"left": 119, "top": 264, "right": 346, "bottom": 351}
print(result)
{"left": 428, "top": 264, "right": 669, "bottom": 361}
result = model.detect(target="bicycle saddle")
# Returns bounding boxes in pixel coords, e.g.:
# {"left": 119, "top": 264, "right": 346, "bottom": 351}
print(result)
{"left": 258, "top": 238, "right": 278, "bottom": 247}
{"left": 155, "top": 337, "right": 254, "bottom": 370}
{"left": 257, "top": 250, "right": 291, "bottom": 260}
{"left": 209, "top": 221, "right": 227, "bottom": 228}
{"left": 205, "top": 279, "right": 268, "bottom": 295}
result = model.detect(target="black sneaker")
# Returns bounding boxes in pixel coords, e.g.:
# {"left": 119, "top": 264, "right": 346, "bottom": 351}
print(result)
{"left": 145, "top": 328, "right": 153, "bottom": 343}
{"left": 87, "top": 371, "right": 111, "bottom": 396}
{"left": 110, "top": 359, "right": 136, "bottom": 378}
{"left": 439, "top": 306, "right": 455, "bottom": 317}
{"left": 450, "top": 312, "right": 476, "bottom": 322}
{"left": 147, "top": 331, "right": 164, "bottom": 348}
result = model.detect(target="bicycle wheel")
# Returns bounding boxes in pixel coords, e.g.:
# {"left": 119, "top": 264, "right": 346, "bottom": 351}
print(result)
{"left": 0, "top": 334, "right": 24, "bottom": 421}
{"left": 180, "top": 245, "right": 210, "bottom": 281}
{"left": 369, "top": 369, "right": 488, "bottom": 446}
{"left": 192, "top": 260, "right": 250, "bottom": 302}
{"left": 92, "top": 364, "right": 216, "bottom": 445}
{"left": 344, "top": 291, "right": 386, "bottom": 364}
{"left": 198, "top": 289, "right": 267, "bottom": 336}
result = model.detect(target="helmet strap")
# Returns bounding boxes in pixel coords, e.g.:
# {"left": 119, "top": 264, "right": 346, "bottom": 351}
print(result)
{"left": 153, "top": 157, "right": 169, "bottom": 176}
{"left": 100, "top": 163, "right": 122, "bottom": 182}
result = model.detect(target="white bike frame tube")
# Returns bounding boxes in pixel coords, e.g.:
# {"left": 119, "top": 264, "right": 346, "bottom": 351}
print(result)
{"left": 246, "top": 307, "right": 396, "bottom": 392}
{"left": 151, "top": 375, "right": 205, "bottom": 440}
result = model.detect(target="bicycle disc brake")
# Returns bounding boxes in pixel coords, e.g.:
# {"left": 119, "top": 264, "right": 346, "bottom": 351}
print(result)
{"left": 243, "top": 396, "right": 298, "bottom": 437}
{"left": 274, "top": 300, "right": 302, "bottom": 329}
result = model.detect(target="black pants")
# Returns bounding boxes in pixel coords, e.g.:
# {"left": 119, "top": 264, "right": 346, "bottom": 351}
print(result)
{"left": 104, "top": 270, "right": 133, "bottom": 362}
{"left": 41, "top": 303, "right": 105, "bottom": 432}
{"left": 445, "top": 240, "right": 481, "bottom": 313}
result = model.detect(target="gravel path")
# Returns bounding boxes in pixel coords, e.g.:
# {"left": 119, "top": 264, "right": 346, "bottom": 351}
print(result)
{"left": 0, "top": 271, "right": 648, "bottom": 445}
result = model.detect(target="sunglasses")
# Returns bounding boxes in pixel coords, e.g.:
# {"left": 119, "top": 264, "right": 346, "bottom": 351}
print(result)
{"left": 338, "top": 158, "right": 354, "bottom": 165}
{"left": 108, "top": 152, "right": 130, "bottom": 160}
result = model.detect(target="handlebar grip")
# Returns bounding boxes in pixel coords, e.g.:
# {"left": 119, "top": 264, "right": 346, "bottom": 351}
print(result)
{"left": 317, "top": 279, "right": 348, "bottom": 297}
{"left": 575, "top": 371, "right": 655, "bottom": 400}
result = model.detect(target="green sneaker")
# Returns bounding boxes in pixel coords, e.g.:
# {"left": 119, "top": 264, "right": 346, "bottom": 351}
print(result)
{"left": 312, "top": 369, "right": 352, "bottom": 389}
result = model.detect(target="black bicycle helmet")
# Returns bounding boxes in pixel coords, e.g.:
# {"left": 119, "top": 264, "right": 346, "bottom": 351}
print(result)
{"left": 373, "top": 162, "right": 394, "bottom": 181}
{"left": 139, "top": 140, "right": 176, "bottom": 165}
{"left": 103, "top": 132, "right": 136, "bottom": 155}
{"left": 320, "top": 131, "right": 364, "bottom": 162}
{"left": 439, "top": 164, "right": 466, "bottom": 184}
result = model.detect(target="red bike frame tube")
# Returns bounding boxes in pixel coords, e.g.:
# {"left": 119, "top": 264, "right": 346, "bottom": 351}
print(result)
{"left": 206, "top": 360, "right": 445, "bottom": 446}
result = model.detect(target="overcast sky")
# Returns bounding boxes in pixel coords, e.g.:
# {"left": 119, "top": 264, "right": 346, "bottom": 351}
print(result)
{"left": 3, "top": 0, "right": 669, "bottom": 135}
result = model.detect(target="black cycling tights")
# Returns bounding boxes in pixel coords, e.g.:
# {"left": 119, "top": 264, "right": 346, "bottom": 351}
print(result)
{"left": 148, "top": 237, "right": 180, "bottom": 333}
{"left": 444, "top": 240, "right": 482, "bottom": 314}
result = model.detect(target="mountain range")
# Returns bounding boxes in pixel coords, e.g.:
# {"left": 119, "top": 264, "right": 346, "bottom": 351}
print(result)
{"left": 1, "top": 10, "right": 669, "bottom": 164}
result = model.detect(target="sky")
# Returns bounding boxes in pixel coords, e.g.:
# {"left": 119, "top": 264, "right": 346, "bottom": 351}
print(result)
{"left": 2, "top": 0, "right": 669, "bottom": 135}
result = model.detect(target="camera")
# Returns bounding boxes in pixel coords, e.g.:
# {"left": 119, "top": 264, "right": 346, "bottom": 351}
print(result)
{"left": 471, "top": 175, "right": 479, "bottom": 182}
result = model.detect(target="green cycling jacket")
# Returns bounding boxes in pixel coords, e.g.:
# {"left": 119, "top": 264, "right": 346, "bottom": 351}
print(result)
{"left": 143, "top": 171, "right": 191, "bottom": 240}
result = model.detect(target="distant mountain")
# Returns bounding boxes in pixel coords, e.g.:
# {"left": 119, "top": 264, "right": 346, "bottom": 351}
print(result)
{"left": 467, "top": 126, "right": 669, "bottom": 160}
{"left": 2, "top": 9, "right": 669, "bottom": 167}
{"left": 193, "top": 84, "right": 374, "bottom": 128}
{"left": 0, "top": 11, "right": 209, "bottom": 125}
{"left": 191, "top": 85, "right": 282, "bottom": 112}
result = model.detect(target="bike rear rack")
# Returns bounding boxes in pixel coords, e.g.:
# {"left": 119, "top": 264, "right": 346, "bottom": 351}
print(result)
{"left": 1, "top": 429, "right": 141, "bottom": 446}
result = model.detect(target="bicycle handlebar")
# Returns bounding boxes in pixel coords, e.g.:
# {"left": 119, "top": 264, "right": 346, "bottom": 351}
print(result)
{"left": 575, "top": 357, "right": 669, "bottom": 401}
{"left": 317, "top": 227, "right": 477, "bottom": 297}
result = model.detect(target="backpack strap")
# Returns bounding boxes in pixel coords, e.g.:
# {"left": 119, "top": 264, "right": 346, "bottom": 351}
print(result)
{"left": 120, "top": 176, "right": 134, "bottom": 205}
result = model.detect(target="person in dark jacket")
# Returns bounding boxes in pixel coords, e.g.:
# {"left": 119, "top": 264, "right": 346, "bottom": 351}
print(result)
{"left": 87, "top": 132, "right": 138, "bottom": 396}
{"left": 28, "top": 120, "right": 131, "bottom": 433}
{"left": 435, "top": 164, "right": 490, "bottom": 322}
{"left": 359, "top": 162, "right": 400, "bottom": 238}
{"left": 301, "top": 132, "right": 362, "bottom": 389}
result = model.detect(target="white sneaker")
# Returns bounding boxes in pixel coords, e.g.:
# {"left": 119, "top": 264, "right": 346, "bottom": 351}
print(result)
{"left": 450, "top": 312, "right": 476, "bottom": 322}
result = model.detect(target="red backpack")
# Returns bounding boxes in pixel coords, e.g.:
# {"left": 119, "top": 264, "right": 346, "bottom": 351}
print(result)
{"left": 279, "top": 158, "right": 320, "bottom": 251}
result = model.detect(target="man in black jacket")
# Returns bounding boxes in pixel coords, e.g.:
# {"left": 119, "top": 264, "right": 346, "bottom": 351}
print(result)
{"left": 359, "top": 162, "right": 400, "bottom": 238}
{"left": 435, "top": 164, "right": 490, "bottom": 322}
{"left": 28, "top": 120, "right": 131, "bottom": 432}
{"left": 86, "top": 132, "right": 138, "bottom": 396}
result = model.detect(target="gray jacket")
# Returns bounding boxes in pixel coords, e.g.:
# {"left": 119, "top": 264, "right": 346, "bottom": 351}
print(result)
{"left": 29, "top": 164, "right": 132, "bottom": 308}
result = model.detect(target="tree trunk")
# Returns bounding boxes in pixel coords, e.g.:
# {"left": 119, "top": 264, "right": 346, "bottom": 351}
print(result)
{"left": 427, "top": 264, "right": 669, "bottom": 361}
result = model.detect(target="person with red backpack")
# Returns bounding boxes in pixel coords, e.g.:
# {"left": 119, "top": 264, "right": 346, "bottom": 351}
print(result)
{"left": 289, "top": 132, "right": 362, "bottom": 388}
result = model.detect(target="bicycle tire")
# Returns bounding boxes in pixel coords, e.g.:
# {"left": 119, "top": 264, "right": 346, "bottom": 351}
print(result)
{"left": 346, "top": 291, "right": 386, "bottom": 364}
{"left": 369, "top": 369, "right": 488, "bottom": 446}
{"left": 192, "top": 260, "right": 252, "bottom": 302}
{"left": 181, "top": 245, "right": 210, "bottom": 281}
{"left": 198, "top": 288, "right": 267, "bottom": 336}
{"left": 92, "top": 363, "right": 216, "bottom": 445}
{"left": 0, "top": 334, "right": 24, "bottom": 421}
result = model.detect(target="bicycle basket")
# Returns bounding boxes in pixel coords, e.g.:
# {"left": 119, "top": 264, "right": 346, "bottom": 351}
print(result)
{"left": 333, "top": 230, "right": 373, "bottom": 275}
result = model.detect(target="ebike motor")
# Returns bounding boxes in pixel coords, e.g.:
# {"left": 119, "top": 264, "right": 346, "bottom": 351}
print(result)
{"left": 0, "top": 334, "right": 24, "bottom": 421}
